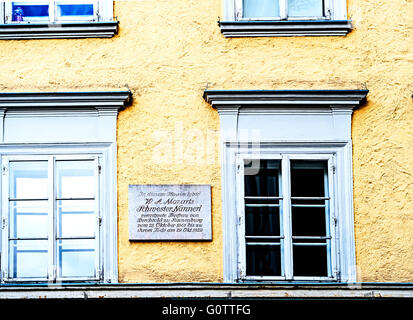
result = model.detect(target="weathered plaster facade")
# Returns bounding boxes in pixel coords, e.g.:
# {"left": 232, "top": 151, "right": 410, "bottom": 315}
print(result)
{"left": 0, "top": 0, "right": 411, "bottom": 283}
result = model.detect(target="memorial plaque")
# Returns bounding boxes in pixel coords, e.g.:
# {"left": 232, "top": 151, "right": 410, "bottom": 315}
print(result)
{"left": 128, "top": 184, "right": 212, "bottom": 241}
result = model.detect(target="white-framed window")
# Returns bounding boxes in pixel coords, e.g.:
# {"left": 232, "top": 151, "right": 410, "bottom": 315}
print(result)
{"left": 224, "top": 0, "right": 347, "bottom": 21}
{"left": 237, "top": 152, "right": 338, "bottom": 280}
{"left": 2, "top": 0, "right": 113, "bottom": 23}
{"left": 1, "top": 154, "right": 102, "bottom": 282}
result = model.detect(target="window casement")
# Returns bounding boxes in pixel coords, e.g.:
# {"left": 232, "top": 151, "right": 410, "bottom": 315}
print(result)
{"left": 0, "top": 1, "right": 117, "bottom": 39}
{"left": 1, "top": 155, "right": 102, "bottom": 282}
{"left": 220, "top": 0, "right": 351, "bottom": 37}
{"left": 238, "top": 154, "right": 338, "bottom": 280}
{"left": 203, "top": 89, "right": 368, "bottom": 283}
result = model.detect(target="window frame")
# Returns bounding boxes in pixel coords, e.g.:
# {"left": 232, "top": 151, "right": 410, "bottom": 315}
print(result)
{"left": 237, "top": 152, "right": 339, "bottom": 281}
{"left": 234, "top": 0, "right": 332, "bottom": 21}
{"left": 0, "top": 143, "right": 118, "bottom": 284}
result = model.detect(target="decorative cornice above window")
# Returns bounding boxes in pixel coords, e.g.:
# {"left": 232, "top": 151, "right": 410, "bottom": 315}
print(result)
{"left": 0, "top": 91, "right": 132, "bottom": 111}
{"left": 218, "top": 20, "right": 352, "bottom": 37}
{"left": 0, "top": 21, "right": 119, "bottom": 40}
{"left": 203, "top": 89, "right": 368, "bottom": 110}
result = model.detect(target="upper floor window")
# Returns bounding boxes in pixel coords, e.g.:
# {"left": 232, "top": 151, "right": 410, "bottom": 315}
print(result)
{"left": 237, "top": 0, "right": 331, "bottom": 20}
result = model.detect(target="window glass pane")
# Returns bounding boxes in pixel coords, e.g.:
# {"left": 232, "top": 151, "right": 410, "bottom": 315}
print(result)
{"left": 56, "top": 160, "right": 95, "bottom": 199}
{"left": 57, "top": 239, "right": 96, "bottom": 278}
{"left": 288, "top": 0, "right": 323, "bottom": 17}
{"left": 243, "top": 0, "right": 280, "bottom": 18}
{"left": 10, "top": 161, "right": 48, "bottom": 199}
{"left": 9, "top": 201, "right": 48, "bottom": 239}
{"left": 244, "top": 160, "right": 281, "bottom": 197}
{"left": 292, "top": 201, "right": 326, "bottom": 236}
{"left": 245, "top": 205, "right": 280, "bottom": 236}
{"left": 9, "top": 240, "right": 48, "bottom": 278}
{"left": 57, "top": 200, "right": 95, "bottom": 238}
{"left": 290, "top": 160, "right": 327, "bottom": 197}
{"left": 246, "top": 244, "right": 281, "bottom": 276}
{"left": 293, "top": 244, "right": 328, "bottom": 276}
{"left": 12, "top": 2, "right": 49, "bottom": 21}
{"left": 57, "top": 3, "right": 94, "bottom": 17}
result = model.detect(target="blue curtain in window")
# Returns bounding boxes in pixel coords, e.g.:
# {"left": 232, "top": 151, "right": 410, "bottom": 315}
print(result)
{"left": 243, "top": 0, "right": 280, "bottom": 18}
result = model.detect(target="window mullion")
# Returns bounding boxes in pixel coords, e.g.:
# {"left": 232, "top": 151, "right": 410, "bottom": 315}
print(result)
{"left": 281, "top": 156, "right": 293, "bottom": 280}
{"left": 47, "top": 156, "right": 56, "bottom": 282}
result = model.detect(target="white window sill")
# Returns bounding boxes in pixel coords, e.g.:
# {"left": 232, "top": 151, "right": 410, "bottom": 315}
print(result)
{"left": 219, "top": 20, "right": 352, "bottom": 37}
{"left": 0, "top": 21, "right": 119, "bottom": 40}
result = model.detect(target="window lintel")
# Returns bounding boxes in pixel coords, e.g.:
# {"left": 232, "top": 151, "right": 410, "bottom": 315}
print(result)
{"left": 0, "top": 91, "right": 132, "bottom": 112}
{"left": 203, "top": 89, "right": 368, "bottom": 110}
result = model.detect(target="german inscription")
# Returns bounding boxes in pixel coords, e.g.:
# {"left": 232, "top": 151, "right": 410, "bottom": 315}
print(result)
{"left": 128, "top": 184, "right": 212, "bottom": 241}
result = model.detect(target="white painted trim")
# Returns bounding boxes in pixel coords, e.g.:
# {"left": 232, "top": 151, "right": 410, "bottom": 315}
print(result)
{"left": 225, "top": 0, "right": 347, "bottom": 21}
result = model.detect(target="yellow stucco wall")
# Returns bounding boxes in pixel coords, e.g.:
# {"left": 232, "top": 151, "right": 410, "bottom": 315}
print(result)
{"left": 0, "top": 0, "right": 412, "bottom": 283}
